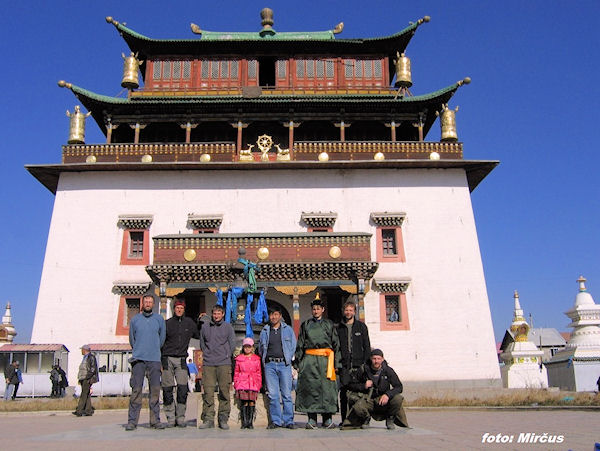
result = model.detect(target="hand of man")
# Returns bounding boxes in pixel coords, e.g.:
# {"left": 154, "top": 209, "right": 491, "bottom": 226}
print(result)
{"left": 378, "top": 394, "right": 389, "bottom": 406}
{"left": 365, "top": 380, "right": 373, "bottom": 389}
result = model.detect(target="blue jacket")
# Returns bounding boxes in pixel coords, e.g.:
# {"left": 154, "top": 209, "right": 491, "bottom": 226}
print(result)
{"left": 258, "top": 321, "right": 297, "bottom": 365}
{"left": 129, "top": 312, "right": 166, "bottom": 362}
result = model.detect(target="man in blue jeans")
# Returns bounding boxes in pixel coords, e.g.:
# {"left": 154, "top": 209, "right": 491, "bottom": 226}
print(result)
{"left": 258, "top": 306, "right": 297, "bottom": 429}
{"left": 126, "top": 294, "right": 166, "bottom": 431}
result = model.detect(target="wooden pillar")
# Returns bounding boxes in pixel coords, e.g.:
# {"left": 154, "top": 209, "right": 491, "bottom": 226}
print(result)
{"left": 385, "top": 121, "right": 398, "bottom": 142}
{"left": 159, "top": 281, "right": 168, "bottom": 319}
{"left": 180, "top": 122, "right": 198, "bottom": 143}
{"left": 412, "top": 113, "right": 425, "bottom": 142}
{"left": 130, "top": 122, "right": 147, "bottom": 144}
{"left": 292, "top": 287, "right": 300, "bottom": 336}
{"left": 106, "top": 122, "right": 119, "bottom": 144}
{"left": 334, "top": 121, "right": 350, "bottom": 142}
{"left": 283, "top": 121, "right": 301, "bottom": 152}
{"left": 231, "top": 121, "right": 249, "bottom": 152}
{"left": 356, "top": 278, "right": 365, "bottom": 322}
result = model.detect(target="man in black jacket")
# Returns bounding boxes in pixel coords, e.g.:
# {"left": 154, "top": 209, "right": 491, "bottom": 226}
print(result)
{"left": 337, "top": 301, "right": 371, "bottom": 422}
{"left": 340, "top": 349, "right": 408, "bottom": 430}
{"left": 161, "top": 299, "right": 200, "bottom": 427}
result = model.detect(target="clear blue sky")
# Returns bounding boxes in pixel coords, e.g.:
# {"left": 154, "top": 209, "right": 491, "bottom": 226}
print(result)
{"left": 1, "top": 1, "right": 598, "bottom": 343}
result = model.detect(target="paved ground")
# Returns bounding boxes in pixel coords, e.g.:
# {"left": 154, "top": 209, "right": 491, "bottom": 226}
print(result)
{"left": 1, "top": 404, "right": 598, "bottom": 451}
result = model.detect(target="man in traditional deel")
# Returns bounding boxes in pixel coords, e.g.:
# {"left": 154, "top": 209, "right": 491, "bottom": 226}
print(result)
{"left": 294, "top": 293, "right": 341, "bottom": 429}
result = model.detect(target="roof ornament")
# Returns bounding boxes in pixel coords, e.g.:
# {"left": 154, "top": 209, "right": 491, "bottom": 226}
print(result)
{"left": 436, "top": 103, "right": 459, "bottom": 142}
{"left": 260, "top": 8, "right": 276, "bottom": 36}
{"left": 190, "top": 23, "right": 202, "bottom": 35}
{"left": 121, "top": 52, "right": 143, "bottom": 90}
{"left": 333, "top": 22, "right": 344, "bottom": 34}
{"left": 65, "top": 105, "right": 92, "bottom": 145}
{"left": 510, "top": 290, "right": 530, "bottom": 342}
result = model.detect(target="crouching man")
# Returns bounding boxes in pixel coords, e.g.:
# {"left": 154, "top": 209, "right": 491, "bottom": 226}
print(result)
{"left": 340, "top": 349, "right": 408, "bottom": 430}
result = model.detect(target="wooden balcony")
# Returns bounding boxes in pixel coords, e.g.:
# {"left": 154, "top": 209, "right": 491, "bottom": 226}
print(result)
{"left": 62, "top": 141, "right": 462, "bottom": 164}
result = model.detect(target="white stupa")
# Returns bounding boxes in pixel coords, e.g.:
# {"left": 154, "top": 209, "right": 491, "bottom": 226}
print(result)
{"left": 500, "top": 290, "right": 548, "bottom": 388}
{"left": 0, "top": 302, "right": 17, "bottom": 343}
{"left": 547, "top": 276, "right": 600, "bottom": 391}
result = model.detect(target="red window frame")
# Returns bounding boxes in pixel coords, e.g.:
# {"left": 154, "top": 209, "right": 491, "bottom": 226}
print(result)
{"left": 379, "top": 292, "right": 410, "bottom": 331}
{"left": 375, "top": 226, "right": 405, "bottom": 262}
{"left": 120, "top": 229, "right": 150, "bottom": 265}
{"left": 115, "top": 296, "right": 141, "bottom": 335}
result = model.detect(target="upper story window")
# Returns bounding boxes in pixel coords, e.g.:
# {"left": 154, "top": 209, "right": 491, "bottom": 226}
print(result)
{"left": 374, "top": 280, "right": 411, "bottom": 331}
{"left": 343, "top": 58, "right": 384, "bottom": 87}
{"left": 149, "top": 60, "right": 192, "bottom": 90}
{"left": 113, "top": 283, "right": 150, "bottom": 336}
{"left": 371, "top": 212, "right": 406, "bottom": 263}
{"left": 118, "top": 215, "right": 153, "bottom": 266}
{"left": 294, "top": 58, "right": 336, "bottom": 88}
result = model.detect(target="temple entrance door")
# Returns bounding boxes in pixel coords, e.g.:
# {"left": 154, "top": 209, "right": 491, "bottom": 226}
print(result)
{"left": 322, "top": 287, "right": 345, "bottom": 324}
{"left": 177, "top": 289, "right": 206, "bottom": 321}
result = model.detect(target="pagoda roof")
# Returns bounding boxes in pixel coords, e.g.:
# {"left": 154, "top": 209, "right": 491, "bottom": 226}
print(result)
{"left": 59, "top": 80, "right": 467, "bottom": 138}
{"left": 106, "top": 15, "right": 428, "bottom": 59}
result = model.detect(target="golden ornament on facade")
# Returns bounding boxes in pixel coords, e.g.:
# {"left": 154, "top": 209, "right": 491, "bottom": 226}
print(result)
{"left": 318, "top": 152, "right": 329, "bottom": 162}
{"left": 329, "top": 246, "right": 341, "bottom": 259}
{"left": 275, "top": 144, "right": 290, "bottom": 161}
{"left": 256, "top": 134, "right": 273, "bottom": 161}
{"left": 121, "top": 52, "right": 143, "bottom": 90}
{"left": 257, "top": 247, "right": 269, "bottom": 260}
{"left": 141, "top": 154, "right": 153, "bottom": 163}
{"left": 183, "top": 249, "right": 197, "bottom": 262}
{"left": 374, "top": 152, "right": 385, "bottom": 161}
{"left": 85, "top": 155, "right": 97, "bottom": 163}
{"left": 429, "top": 152, "right": 440, "bottom": 160}
{"left": 437, "top": 104, "right": 459, "bottom": 142}
{"left": 239, "top": 144, "right": 254, "bottom": 161}
{"left": 200, "top": 153, "right": 211, "bottom": 162}
{"left": 66, "top": 105, "right": 91, "bottom": 144}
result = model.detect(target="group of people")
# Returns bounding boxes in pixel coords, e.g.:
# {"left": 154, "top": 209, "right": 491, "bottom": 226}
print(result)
{"left": 50, "top": 364, "right": 68, "bottom": 398}
{"left": 71, "top": 292, "right": 407, "bottom": 431}
{"left": 3, "top": 360, "right": 23, "bottom": 401}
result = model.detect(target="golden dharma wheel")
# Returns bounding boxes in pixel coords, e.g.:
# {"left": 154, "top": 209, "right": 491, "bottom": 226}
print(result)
{"left": 318, "top": 152, "right": 329, "bottom": 162}
{"left": 183, "top": 249, "right": 197, "bottom": 262}
{"left": 257, "top": 247, "right": 270, "bottom": 260}
{"left": 329, "top": 246, "right": 341, "bottom": 259}
{"left": 395, "top": 53, "right": 412, "bottom": 88}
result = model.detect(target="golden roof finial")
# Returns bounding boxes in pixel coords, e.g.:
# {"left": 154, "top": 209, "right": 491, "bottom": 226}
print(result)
{"left": 261, "top": 8, "right": 274, "bottom": 29}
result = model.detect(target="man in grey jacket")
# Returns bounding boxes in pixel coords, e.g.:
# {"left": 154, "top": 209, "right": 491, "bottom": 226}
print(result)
{"left": 198, "top": 304, "right": 235, "bottom": 429}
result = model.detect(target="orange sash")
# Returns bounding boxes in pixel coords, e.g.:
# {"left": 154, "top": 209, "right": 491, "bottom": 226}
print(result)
{"left": 305, "top": 348, "right": 336, "bottom": 381}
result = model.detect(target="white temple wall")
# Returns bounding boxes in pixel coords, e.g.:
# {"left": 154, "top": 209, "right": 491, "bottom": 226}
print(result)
{"left": 32, "top": 167, "right": 499, "bottom": 385}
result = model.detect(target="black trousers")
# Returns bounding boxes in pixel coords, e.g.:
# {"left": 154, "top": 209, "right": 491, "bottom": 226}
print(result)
{"left": 75, "top": 379, "right": 94, "bottom": 415}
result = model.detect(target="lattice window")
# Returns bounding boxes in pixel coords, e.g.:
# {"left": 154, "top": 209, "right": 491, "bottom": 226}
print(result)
{"left": 248, "top": 60, "right": 257, "bottom": 78}
{"left": 231, "top": 60, "right": 239, "bottom": 78}
{"left": 316, "top": 60, "right": 324, "bottom": 78}
{"left": 201, "top": 60, "right": 209, "bottom": 78}
{"left": 344, "top": 60, "right": 353, "bottom": 78}
{"left": 306, "top": 59, "right": 315, "bottom": 77}
{"left": 183, "top": 61, "right": 191, "bottom": 79}
{"left": 296, "top": 59, "right": 305, "bottom": 77}
{"left": 125, "top": 298, "right": 141, "bottom": 327}
{"left": 365, "top": 60, "right": 372, "bottom": 78}
{"left": 354, "top": 60, "right": 362, "bottom": 78}
{"left": 153, "top": 61, "right": 162, "bottom": 80}
{"left": 326, "top": 60, "right": 334, "bottom": 78}
{"left": 277, "top": 60, "right": 287, "bottom": 78}
{"left": 211, "top": 62, "right": 219, "bottom": 78}
{"left": 173, "top": 61, "right": 181, "bottom": 79}
{"left": 374, "top": 60, "right": 382, "bottom": 78}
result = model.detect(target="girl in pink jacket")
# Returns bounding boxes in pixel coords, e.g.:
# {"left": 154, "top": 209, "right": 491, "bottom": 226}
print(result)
{"left": 234, "top": 337, "right": 262, "bottom": 429}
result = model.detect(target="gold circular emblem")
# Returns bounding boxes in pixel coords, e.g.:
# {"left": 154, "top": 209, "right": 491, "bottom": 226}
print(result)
{"left": 141, "top": 154, "right": 153, "bottom": 163}
{"left": 200, "top": 153, "right": 211, "bottom": 162}
{"left": 256, "top": 134, "right": 273, "bottom": 152}
{"left": 429, "top": 152, "right": 440, "bottom": 160}
{"left": 85, "top": 155, "right": 97, "bottom": 163}
{"left": 329, "top": 246, "right": 341, "bottom": 259}
{"left": 374, "top": 152, "right": 385, "bottom": 161}
{"left": 257, "top": 247, "right": 270, "bottom": 260}
{"left": 183, "top": 249, "right": 197, "bottom": 262}
{"left": 318, "top": 152, "right": 329, "bottom": 162}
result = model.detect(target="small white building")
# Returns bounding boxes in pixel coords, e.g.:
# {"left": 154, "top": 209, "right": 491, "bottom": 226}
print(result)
{"left": 546, "top": 276, "right": 600, "bottom": 391}
{"left": 500, "top": 291, "right": 548, "bottom": 388}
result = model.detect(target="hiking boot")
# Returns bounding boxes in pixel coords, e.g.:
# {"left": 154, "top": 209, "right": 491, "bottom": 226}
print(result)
{"left": 151, "top": 422, "right": 166, "bottom": 430}
{"left": 198, "top": 421, "right": 214, "bottom": 429}
{"left": 386, "top": 417, "right": 395, "bottom": 430}
{"left": 285, "top": 423, "right": 296, "bottom": 429}
{"left": 125, "top": 423, "right": 137, "bottom": 431}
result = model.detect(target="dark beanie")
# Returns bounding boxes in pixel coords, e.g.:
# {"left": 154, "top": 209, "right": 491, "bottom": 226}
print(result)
{"left": 370, "top": 348, "right": 384, "bottom": 358}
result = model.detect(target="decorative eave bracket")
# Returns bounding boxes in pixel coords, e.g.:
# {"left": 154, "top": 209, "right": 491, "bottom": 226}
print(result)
{"left": 373, "top": 279, "right": 411, "bottom": 293}
{"left": 187, "top": 214, "right": 224, "bottom": 230}
{"left": 117, "top": 215, "right": 153, "bottom": 230}
{"left": 370, "top": 212, "right": 406, "bottom": 227}
{"left": 112, "top": 281, "right": 151, "bottom": 296}
{"left": 301, "top": 212, "right": 337, "bottom": 228}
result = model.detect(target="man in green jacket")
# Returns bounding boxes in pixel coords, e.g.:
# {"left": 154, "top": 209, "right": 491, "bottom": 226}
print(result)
{"left": 294, "top": 293, "right": 341, "bottom": 429}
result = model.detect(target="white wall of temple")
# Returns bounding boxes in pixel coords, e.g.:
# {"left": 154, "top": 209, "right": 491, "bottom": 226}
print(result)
{"left": 31, "top": 167, "right": 499, "bottom": 384}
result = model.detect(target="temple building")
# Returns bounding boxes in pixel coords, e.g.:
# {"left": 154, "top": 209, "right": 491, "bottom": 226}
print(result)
{"left": 0, "top": 303, "right": 17, "bottom": 344}
{"left": 499, "top": 291, "right": 548, "bottom": 388}
{"left": 28, "top": 9, "right": 501, "bottom": 387}
{"left": 546, "top": 276, "right": 600, "bottom": 391}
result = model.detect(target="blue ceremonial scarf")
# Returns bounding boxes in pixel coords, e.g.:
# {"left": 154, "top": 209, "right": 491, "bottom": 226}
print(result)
{"left": 216, "top": 289, "right": 223, "bottom": 307}
{"left": 225, "top": 286, "right": 244, "bottom": 323}
{"left": 253, "top": 289, "right": 269, "bottom": 324}
{"left": 245, "top": 293, "right": 254, "bottom": 337}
